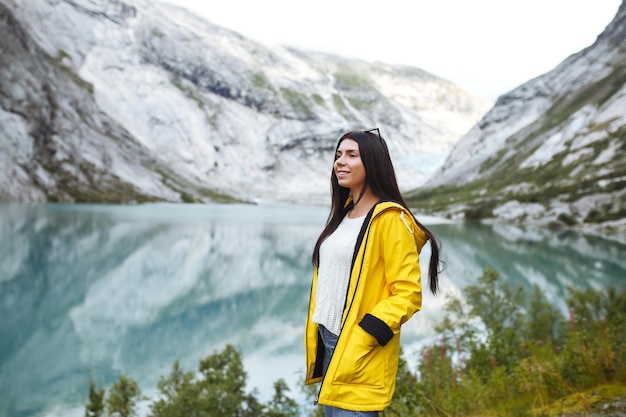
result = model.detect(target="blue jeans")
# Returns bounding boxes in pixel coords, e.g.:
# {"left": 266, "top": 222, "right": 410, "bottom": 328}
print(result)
{"left": 318, "top": 325, "right": 380, "bottom": 417}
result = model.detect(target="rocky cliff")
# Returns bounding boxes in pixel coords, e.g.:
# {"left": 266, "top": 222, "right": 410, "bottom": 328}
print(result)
{"left": 409, "top": 1, "right": 626, "bottom": 233}
{"left": 0, "top": 0, "right": 490, "bottom": 203}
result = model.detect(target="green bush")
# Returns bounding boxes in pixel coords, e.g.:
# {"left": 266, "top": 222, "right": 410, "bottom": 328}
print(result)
{"left": 86, "top": 345, "right": 299, "bottom": 417}
{"left": 386, "top": 268, "right": 626, "bottom": 416}
{"left": 107, "top": 374, "right": 141, "bottom": 417}
{"left": 86, "top": 272, "right": 626, "bottom": 417}
{"left": 85, "top": 375, "right": 105, "bottom": 417}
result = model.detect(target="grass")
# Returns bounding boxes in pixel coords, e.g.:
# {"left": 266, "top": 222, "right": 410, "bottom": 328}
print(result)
{"left": 253, "top": 71, "right": 276, "bottom": 93}
{"left": 311, "top": 93, "right": 326, "bottom": 108}
{"left": 279, "top": 87, "right": 315, "bottom": 120}
{"left": 154, "top": 167, "right": 244, "bottom": 204}
{"left": 172, "top": 76, "right": 204, "bottom": 108}
{"left": 36, "top": 155, "right": 242, "bottom": 204}
{"left": 333, "top": 70, "right": 372, "bottom": 90}
{"left": 332, "top": 93, "right": 349, "bottom": 116}
{"left": 542, "top": 384, "right": 626, "bottom": 416}
{"left": 48, "top": 50, "right": 95, "bottom": 95}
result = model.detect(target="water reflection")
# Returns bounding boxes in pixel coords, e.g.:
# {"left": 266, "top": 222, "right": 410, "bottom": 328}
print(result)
{"left": 0, "top": 204, "right": 624, "bottom": 417}
{"left": 435, "top": 222, "right": 626, "bottom": 312}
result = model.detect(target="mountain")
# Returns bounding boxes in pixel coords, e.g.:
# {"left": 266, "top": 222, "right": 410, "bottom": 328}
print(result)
{"left": 408, "top": 1, "right": 626, "bottom": 234}
{"left": 0, "top": 0, "right": 490, "bottom": 204}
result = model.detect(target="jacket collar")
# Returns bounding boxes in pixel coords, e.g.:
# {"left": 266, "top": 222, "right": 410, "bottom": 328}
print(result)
{"left": 369, "top": 200, "right": 429, "bottom": 251}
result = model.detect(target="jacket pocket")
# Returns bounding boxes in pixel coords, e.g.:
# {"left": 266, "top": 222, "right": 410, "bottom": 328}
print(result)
{"left": 333, "top": 325, "right": 385, "bottom": 388}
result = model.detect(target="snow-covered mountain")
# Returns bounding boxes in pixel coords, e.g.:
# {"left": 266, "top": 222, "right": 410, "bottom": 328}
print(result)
{"left": 410, "top": 0, "right": 626, "bottom": 232}
{"left": 0, "top": 0, "right": 490, "bottom": 203}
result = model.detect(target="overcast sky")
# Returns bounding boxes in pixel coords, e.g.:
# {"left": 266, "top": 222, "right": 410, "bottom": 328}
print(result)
{"left": 162, "top": 0, "right": 621, "bottom": 101}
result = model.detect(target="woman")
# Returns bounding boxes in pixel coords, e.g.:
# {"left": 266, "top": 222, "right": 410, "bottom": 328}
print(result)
{"left": 304, "top": 128, "right": 441, "bottom": 416}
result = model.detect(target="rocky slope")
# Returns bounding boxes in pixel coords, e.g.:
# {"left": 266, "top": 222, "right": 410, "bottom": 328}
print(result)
{"left": 408, "top": 0, "right": 626, "bottom": 234}
{"left": 0, "top": 0, "right": 490, "bottom": 204}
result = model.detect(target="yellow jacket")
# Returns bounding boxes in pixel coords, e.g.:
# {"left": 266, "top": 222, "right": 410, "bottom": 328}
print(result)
{"left": 305, "top": 201, "right": 428, "bottom": 411}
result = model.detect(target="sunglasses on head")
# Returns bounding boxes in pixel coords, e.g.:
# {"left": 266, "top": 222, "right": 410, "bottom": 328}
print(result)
{"left": 364, "top": 127, "right": 381, "bottom": 137}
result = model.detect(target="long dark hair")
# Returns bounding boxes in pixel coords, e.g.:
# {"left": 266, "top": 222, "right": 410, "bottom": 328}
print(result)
{"left": 312, "top": 130, "right": 441, "bottom": 295}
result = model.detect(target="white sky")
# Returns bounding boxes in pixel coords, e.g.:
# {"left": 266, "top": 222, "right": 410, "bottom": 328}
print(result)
{"left": 161, "top": 0, "right": 621, "bottom": 101}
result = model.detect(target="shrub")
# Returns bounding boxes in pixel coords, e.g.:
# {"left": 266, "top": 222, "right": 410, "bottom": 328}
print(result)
{"left": 388, "top": 268, "right": 626, "bottom": 416}
{"left": 86, "top": 345, "right": 300, "bottom": 417}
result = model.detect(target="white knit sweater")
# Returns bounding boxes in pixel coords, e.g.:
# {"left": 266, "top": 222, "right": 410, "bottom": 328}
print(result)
{"left": 312, "top": 214, "right": 366, "bottom": 336}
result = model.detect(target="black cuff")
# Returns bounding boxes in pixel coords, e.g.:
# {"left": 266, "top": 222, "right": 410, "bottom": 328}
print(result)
{"left": 358, "top": 314, "right": 394, "bottom": 346}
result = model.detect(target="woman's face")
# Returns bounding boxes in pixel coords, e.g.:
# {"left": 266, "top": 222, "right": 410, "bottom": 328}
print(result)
{"left": 334, "top": 138, "right": 367, "bottom": 193}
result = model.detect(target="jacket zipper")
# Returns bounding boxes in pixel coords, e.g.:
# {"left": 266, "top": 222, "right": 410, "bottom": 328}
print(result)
{"left": 341, "top": 208, "right": 377, "bottom": 330}
{"left": 314, "top": 203, "right": 391, "bottom": 405}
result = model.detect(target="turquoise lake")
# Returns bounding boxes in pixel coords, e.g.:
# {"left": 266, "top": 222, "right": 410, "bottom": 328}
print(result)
{"left": 1, "top": 203, "right": 624, "bottom": 417}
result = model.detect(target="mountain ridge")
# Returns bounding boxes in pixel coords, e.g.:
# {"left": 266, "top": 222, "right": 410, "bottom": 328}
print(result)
{"left": 0, "top": 0, "right": 490, "bottom": 204}
{"left": 408, "top": 0, "right": 626, "bottom": 235}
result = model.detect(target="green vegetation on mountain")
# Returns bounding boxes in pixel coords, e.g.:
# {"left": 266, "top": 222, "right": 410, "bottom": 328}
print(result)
{"left": 280, "top": 88, "right": 315, "bottom": 120}
{"left": 406, "top": 121, "right": 626, "bottom": 226}
{"left": 48, "top": 50, "right": 94, "bottom": 94}
{"left": 404, "top": 23, "right": 626, "bottom": 230}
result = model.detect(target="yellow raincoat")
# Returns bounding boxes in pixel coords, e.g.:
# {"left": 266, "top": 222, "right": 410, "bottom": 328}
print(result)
{"left": 304, "top": 201, "right": 428, "bottom": 411}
